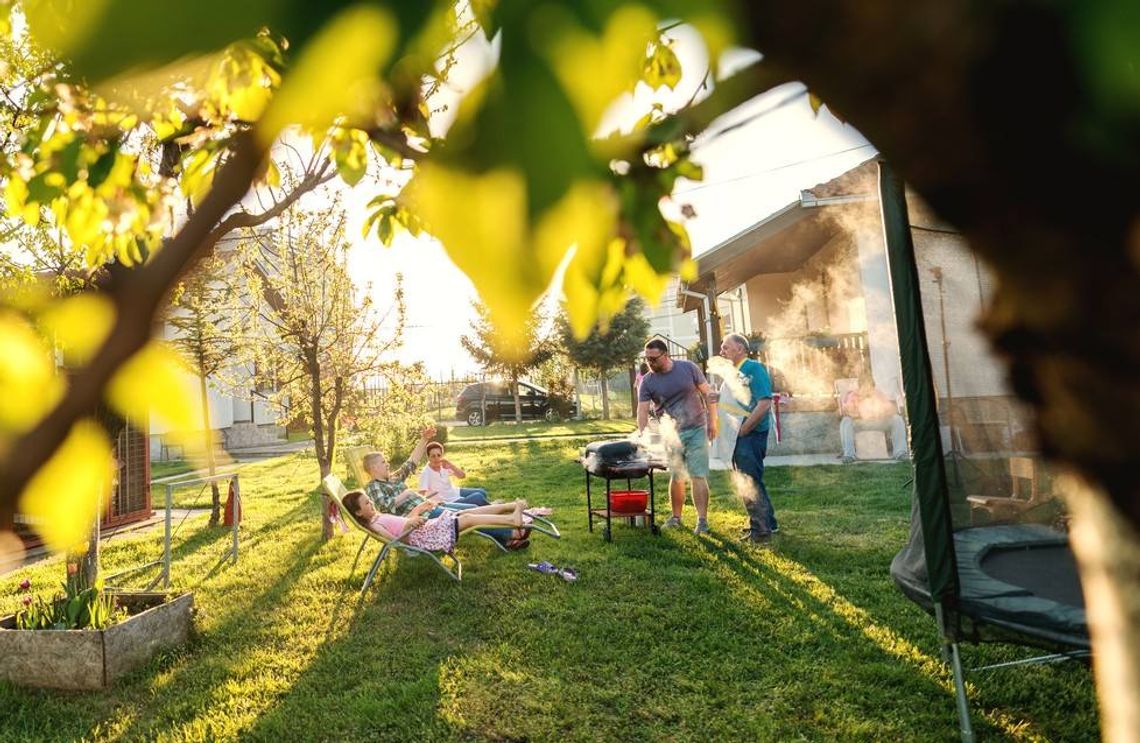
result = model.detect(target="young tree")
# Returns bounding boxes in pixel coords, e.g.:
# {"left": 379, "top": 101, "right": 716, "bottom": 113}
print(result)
{"left": 461, "top": 302, "right": 552, "bottom": 424}
{"left": 559, "top": 298, "right": 650, "bottom": 420}
{"left": 237, "top": 204, "right": 404, "bottom": 539}
{"left": 166, "top": 252, "right": 242, "bottom": 526}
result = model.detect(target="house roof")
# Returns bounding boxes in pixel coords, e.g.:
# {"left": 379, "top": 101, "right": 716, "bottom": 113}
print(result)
{"left": 680, "top": 157, "right": 879, "bottom": 312}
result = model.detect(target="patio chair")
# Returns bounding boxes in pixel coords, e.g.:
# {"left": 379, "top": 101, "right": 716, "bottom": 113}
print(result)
{"left": 321, "top": 474, "right": 560, "bottom": 593}
{"left": 342, "top": 445, "right": 371, "bottom": 487}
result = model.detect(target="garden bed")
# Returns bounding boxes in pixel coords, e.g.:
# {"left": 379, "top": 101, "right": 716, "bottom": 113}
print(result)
{"left": 0, "top": 591, "right": 193, "bottom": 690}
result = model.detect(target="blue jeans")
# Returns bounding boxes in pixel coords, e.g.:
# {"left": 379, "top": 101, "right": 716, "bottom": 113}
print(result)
{"left": 732, "top": 429, "right": 777, "bottom": 537}
{"left": 430, "top": 489, "right": 513, "bottom": 543}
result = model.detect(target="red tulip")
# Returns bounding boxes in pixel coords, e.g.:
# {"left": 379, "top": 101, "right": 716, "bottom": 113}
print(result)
{"left": 66, "top": 562, "right": 78, "bottom": 576}
{"left": 21, "top": 596, "right": 32, "bottom": 607}
{"left": 18, "top": 579, "right": 30, "bottom": 591}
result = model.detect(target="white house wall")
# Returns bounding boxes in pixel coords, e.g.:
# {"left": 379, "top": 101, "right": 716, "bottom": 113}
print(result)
{"left": 645, "top": 277, "right": 700, "bottom": 349}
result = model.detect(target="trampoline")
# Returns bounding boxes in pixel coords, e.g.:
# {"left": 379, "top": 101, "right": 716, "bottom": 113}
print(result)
{"left": 877, "top": 163, "right": 1090, "bottom": 742}
{"left": 892, "top": 523, "right": 1087, "bottom": 651}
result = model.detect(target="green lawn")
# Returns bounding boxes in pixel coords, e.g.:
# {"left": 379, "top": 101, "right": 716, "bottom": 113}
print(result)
{"left": 149, "top": 460, "right": 195, "bottom": 481}
{"left": 0, "top": 443, "right": 1097, "bottom": 741}
{"left": 448, "top": 418, "right": 635, "bottom": 441}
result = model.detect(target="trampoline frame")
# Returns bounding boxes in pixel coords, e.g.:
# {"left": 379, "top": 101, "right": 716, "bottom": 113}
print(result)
{"left": 880, "top": 163, "right": 1090, "bottom": 742}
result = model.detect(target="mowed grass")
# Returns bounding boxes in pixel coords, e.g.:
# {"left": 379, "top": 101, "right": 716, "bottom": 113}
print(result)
{"left": 448, "top": 418, "right": 635, "bottom": 441}
{"left": 0, "top": 441, "right": 1098, "bottom": 741}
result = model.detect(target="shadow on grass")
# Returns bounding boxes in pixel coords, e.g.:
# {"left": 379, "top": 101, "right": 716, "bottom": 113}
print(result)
{"left": 1, "top": 443, "right": 1093, "bottom": 741}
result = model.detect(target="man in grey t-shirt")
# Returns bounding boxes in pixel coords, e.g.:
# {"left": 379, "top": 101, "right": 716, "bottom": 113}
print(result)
{"left": 636, "top": 339, "right": 719, "bottom": 534}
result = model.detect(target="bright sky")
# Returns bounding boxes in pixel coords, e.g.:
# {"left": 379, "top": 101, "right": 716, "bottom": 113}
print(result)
{"left": 343, "top": 27, "right": 876, "bottom": 379}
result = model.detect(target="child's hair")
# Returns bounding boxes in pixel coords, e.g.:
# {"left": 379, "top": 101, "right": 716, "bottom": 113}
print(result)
{"left": 425, "top": 441, "right": 445, "bottom": 456}
{"left": 342, "top": 490, "right": 367, "bottom": 518}
{"left": 361, "top": 452, "right": 385, "bottom": 473}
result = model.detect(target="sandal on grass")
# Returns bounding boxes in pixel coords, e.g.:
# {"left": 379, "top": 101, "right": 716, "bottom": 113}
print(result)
{"left": 527, "top": 561, "right": 559, "bottom": 575}
{"left": 558, "top": 567, "right": 578, "bottom": 582}
{"left": 523, "top": 507, "right": 554, "bottom": 518}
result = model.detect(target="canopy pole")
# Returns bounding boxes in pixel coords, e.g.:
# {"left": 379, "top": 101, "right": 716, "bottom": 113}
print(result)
{"left": 877, "top": 160, "right": 960, "bottom": 619}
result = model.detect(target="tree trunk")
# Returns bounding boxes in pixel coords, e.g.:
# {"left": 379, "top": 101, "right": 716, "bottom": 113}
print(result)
{"left": 600, "top": 372, "right": 610, "bottom": 420}
{"left": 199, "top": 372, "right": 221, "bottom": 527}
{"left": 1064, "top": 472, "right": 1140, "bottom": 741}
{"left": 628, "top": 366, "right": 637, "bottom": 419}
{"left": 306, "top": 351, "right": 334, "bottom": 541}
{"left": 573, "top": 367, "right": 582, "bottom": 419}
{"left": 511, "top": 374, "right": 522, "bottom": 423}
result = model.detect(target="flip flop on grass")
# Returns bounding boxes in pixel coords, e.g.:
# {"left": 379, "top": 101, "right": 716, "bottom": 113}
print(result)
{"left": 527, "top": 561, "right": 578, "bottom": 582}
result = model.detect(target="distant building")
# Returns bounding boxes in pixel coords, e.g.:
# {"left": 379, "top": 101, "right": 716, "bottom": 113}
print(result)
{"left": 150, "top": 232, "right": 284, "bottom": 461}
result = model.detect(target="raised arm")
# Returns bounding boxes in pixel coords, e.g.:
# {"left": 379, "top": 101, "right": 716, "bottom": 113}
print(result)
{"left": 441, "top": 458, "right": 465, "bottom": 479}
{"left": 405, "top": 425, "right": 438, "bottom": 468}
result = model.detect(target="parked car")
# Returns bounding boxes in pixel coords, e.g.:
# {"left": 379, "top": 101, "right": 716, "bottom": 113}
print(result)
{"left": 455, "top": 382, "right": 576, "bottom": 426}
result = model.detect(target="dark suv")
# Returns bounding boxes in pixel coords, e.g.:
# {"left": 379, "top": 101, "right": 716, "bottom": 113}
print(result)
{"left": 456, "top": 382, "right": 574, "bottom": 426}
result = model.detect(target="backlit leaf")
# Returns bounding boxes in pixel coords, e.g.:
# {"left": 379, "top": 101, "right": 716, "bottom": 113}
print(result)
{"left": 260, "top": 5, "right": 397, "bottom": 142}
{"left": 546, "top": 5, "right": 659, "bottom": 133}
{"left": 18, "top": 418, "right": 113, "bottom": 554}
{"left": 0, "top": 312, "right": 64, "bottom": 433}
{"left": 644, "top": 41, "right": 682, "bottom": 90}
{"left": 106, "top": 341, "right": 201, "bottom": 434}
{"left": 331, "top": 127, "right": 371, "bottom": 186}
{"left": 37, "top": 294, "right": 116, "bottom": 366}
{"left": 405, "top": 163, "right": 538, "bottom": 354}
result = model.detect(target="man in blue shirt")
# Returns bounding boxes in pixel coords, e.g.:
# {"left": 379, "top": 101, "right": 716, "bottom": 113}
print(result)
{"left": 718, "top": 333, "right": 779, "bottom": 543}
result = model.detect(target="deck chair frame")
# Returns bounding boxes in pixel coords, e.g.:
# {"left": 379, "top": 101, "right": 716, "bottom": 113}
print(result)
{"left": 340, "top": 444, "right": 560, "bottom": 544}
{"left": 322, "top": 474, "right": 560, "bottom": 594}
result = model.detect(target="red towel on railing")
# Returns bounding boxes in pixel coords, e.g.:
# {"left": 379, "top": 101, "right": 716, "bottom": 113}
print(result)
{"left": 328, "top": 500, "right": 349, "bottom": 534}
{"left": 772, "top": 393, "right": 782, "bottom": 444}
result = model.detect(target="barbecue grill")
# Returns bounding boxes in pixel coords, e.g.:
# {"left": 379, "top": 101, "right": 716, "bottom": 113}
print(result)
{"left": 581, "top": 440, "right": 666, "bottom": 541}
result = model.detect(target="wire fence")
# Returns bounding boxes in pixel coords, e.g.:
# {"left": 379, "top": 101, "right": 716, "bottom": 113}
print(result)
{"left": 361, "top": 368, "right": 641, "bottom": 424}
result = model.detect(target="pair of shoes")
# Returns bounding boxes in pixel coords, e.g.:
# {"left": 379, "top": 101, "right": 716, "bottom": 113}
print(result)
{"left": 693, "top": 520, "right": 710, "bottom": 535}
{"left": 527, "top": 561, "right": 578, "bottom": 582}
{"left": 661, "top": 515, "right": 683, "bottom": 529}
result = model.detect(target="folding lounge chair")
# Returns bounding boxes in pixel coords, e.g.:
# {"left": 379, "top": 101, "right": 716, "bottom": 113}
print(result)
{"left": 340, "top": 445, "right": 560, "bottom": 546}
{"left": 342, "top": 446, "right": 371, "bottom": 487}
{"left": 322, "top": 474, "right": 560, "bottom": 594}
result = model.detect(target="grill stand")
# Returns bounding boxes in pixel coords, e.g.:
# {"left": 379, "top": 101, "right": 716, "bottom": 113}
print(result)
{"left": 585, "top": 466, "right": 661, "bottom": 542}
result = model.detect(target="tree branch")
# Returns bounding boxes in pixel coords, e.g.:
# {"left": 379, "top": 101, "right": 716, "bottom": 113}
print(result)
{"left": 0, "top": 130, "right": 266, "bottom": 513}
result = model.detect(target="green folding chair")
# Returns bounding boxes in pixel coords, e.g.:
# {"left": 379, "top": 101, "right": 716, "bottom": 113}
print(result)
{"left": 322, "top": 474, "right": 560, "bottom": 594}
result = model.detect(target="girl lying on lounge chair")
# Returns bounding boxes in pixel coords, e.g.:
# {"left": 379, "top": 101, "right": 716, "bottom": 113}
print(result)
{"left": 342, "top": 490, "right": 531, "bottom": 553}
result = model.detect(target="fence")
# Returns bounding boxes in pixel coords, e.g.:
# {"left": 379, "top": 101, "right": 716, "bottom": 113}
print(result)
{"left": 362, "top": 370, "right": 641, "bottom": 423}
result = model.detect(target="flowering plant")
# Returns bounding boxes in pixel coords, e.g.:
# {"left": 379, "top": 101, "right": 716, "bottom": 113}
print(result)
{"left": 13, "top": 563, "right": 119, "bottom": 631}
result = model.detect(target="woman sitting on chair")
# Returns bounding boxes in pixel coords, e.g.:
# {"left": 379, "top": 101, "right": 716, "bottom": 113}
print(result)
{"left": 342, "top": 490, "right": 529, "bottom": 553}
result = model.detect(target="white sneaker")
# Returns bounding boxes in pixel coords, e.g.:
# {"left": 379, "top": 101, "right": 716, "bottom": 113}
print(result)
{"left": 693, "top": 520, "right": 710, "bottom": 535}
{"left": 661, "top": 516, "right": 683, "bottom": 529}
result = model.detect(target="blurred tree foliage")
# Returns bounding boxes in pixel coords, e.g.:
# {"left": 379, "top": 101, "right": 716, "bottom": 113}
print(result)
{"left": 5, "top": 5, "right": 1140, "bottom": 725}
{"left": 0, "top": 0, "right": 723, "bottom": 543}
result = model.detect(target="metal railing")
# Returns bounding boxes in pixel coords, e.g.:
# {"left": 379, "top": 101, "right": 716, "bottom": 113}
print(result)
{"left": 105, "top": 472, "right": 242, "bottom": 590}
